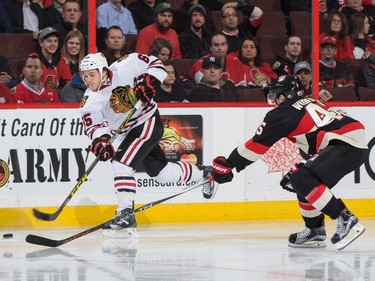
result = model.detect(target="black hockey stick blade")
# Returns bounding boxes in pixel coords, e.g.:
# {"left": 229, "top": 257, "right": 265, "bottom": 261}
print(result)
{"left": 31, "top": 101, "right": 142, "bottom": 221}
{"left": 25, "top": 179, "right": 210, "bottom": 247}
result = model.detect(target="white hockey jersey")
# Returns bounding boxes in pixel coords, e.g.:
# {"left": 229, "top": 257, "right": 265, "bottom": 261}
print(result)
{"left": 79, "top": 53, "right": 167, "bottom": 142}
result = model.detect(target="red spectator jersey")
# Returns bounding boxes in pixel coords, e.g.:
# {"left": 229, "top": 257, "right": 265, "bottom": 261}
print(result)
{"left": 135, "top": 24, "right": 182, "bottom": 59}
{"left": 319, "top": 33, "right": 354, "bottom": 61}
{"left": 0, "top": 83, "right": 16, "bottom": 104}
{"left": 239, "top": 62, "right": 278, "bottom": 88}
{"left": 37, "top": 54, "right": 72, "bottom": 89}
{"left": 11, "top": 81, "right": 60, "bottom": 103}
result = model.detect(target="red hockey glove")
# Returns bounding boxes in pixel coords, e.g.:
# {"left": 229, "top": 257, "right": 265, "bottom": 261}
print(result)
{"left": 212, "top": 156, "right": 234, "bottom": 184}
{"left": 91, "top": 134, "right": 115, "bottom": 161}
{"left": 279, "top": 162, "right": 304, "bottom": 193}
{"left": 134, "top": 73, "right": 160, "bottom": 105}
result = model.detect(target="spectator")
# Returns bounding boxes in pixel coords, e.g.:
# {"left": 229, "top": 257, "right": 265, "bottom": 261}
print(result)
{"left": 357, "top": 41, "right": 375, "bottom": 88}
{"left": 320, "top": 36, "right": 355, "bottom": 87}
{"left": 52, "top": 0, "right": 88, "bottom": 53}
{"left": 0, "top": 82, "right": 16, "bottom": 104}
{"left": 0, "top": 55, "right": 19, "bottom": 88}
{"left": 100, "top": 26, "right": 128, "bottom": 66}
{"left": 127, "top": 0, "right": 165, "bottom": 32}
{"left": 179, "top": 4, "right": 210, "bottom": 59}
{"left": 11, "top": 54, "right": 60, "bottom": 103}
{"left": 0, "top": 0, "right": 13, "bottom": 33}
{"left": 190, "top": 56, "right": 239, "bottom": 102}
{"left": 320, "top": 11, "right": 354, "bottom": 61}
{"left": 4, "top": 0, "right": 47, "bottom": 39}
{"left": 148, "top": 38, "right": 172, "bottom": 62}
{"left": 61, "top": 29, "right": 85, "bottom": 76}
{"left": 220, "top": 2, "right": 264, "bottom": 53}
{"left": 136, "top": 2, "right": 182, "bottom": 59}
{"left": 295, "top": 61, "right": 333, "bottom": 102}
{"left": 237, "top": 38, "right": 278, "bottom": 89}
{"left": 189, "top": 32, "right": 240, "bottom": 84}
{"left": 272, "top": 36, "right": 303, "bottom": 76}
{"left": 340, "top": 0, "right": 375, "bottom": 36}
{"left": 348, "top": 12, "right": 374, "bottom": 59}
{"left": 34, "top": 26, "right": 72, "bottom": 89}
{"left": 154, "top": 60, "right": 189, "bottom": 102}
{"left": 45, "top": 0, "right": 65, "bottom": 26}
{"left": 60, "top": 72, "right": 86, "bottom": 102}
{"left": 96, "top": 0, "right": 137, "bottom": 43}
{"left": 172, "top": 0, "right": 216, "bottom": 34}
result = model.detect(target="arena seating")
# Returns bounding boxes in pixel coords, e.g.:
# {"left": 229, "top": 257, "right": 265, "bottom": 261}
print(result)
{"left": 321, "top": 87, "right": 359, "bottom": 101}
{"left": 290, "top": 11, "right": 312, "bottom": 36}
{"left": 358, "top": 87, "right": 375, "bottom": 101}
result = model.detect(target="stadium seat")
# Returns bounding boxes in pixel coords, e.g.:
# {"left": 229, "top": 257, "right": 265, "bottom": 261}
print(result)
{"left": 249, "top": 0, "right": 282, "bottom": 12}
{"left": 256, "top": 11, "right": 287, "bottom": 38}
{"left": 300, "top": 35, "right": 312, "bottom": 60}
{"left": 125, "top": 34, "right": 138, "bottom": 52}
{"left": 290, "top": 11, "right": 312, "bottom": 36}
{"left": 0, "top": 33, "right": 34, "bottom": 60}
{"left": 358, "top": 87, "right": 375, "bottom": 101}
{"left": 8, "top": 59, "right": 24, "bottom": 79}
{"left": 344, "top": 59, "right": 364, "bottom": 79}
{"left": 321, "top": 87, "right": 358, "bottom": 101}
{"left": 211, "top": 10, "right": 223, "bottom": 32}
{"left": 173, "top": 58, "right": 197, "bottom": 79}
{"left": 257, "top": 35, "right": 287, "bottom": 61}
{"left": 237, "top": 87, "right": 267, "bottom": 102}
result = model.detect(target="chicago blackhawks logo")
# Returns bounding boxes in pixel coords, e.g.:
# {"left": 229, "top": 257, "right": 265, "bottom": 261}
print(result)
{"left": 109, "top": 86, "right": 137, "bottom": 113}
{"left": 80, "top": 96, "right": 88, "bottom": 108}
{"left": 0, "top": 159, "right": 10, "bottom": 188}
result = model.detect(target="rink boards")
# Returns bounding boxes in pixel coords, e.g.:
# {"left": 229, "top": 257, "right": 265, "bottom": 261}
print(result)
{"left": 0, "top": 104, "right": 374, "bottom": 227}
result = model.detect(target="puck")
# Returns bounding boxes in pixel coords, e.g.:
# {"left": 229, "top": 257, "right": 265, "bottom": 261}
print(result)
{"left": 3, "top": 233, "right": 13, "bottom": 239}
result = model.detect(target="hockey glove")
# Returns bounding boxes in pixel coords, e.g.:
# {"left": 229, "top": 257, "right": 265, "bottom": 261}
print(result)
{"left": 279, "top": 162, "right": 304, "bottom": 193}
{"left": 212, "top": 156, "right": 234, "bottom": 184}
{"left": 134, "top": 73, "right": 160, "bottom": 105}
{"left": 91, "top": 134, "right": 115, "bottom": 161}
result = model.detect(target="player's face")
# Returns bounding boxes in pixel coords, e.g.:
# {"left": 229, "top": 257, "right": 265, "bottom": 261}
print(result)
{"left": 241, "top": 39, "right": 257, "bottom": 61}
{"left": 156, "top": 12, "right": 173, "bottom": 31}
{"left": 191, "top": 11, "right": 205, "bottom": 29}
{"left": 23, "top": 58, "right": 43, "bottom": 83}
{"left": 81, "top": 69, "right": 101, "bottom": 91}
{"left": 210, "top": 35, "right": 228, "bottom": 58}
{"left": 321, "top": 44, "right": 336, "bottom": 59}
{"left": 163, "top": 65, "right": 176, "bottom": 86}
{"left": 40, "top": 35, "right": 59, "bottom": 55}
{"left": 105, "top": 29, "right": 124, "bottom": 51}
{"left": 66, "top": 36, "right": 80, "bottom": 56}
{"left": 285, "top": 37, "right": 302, "bottom": 58}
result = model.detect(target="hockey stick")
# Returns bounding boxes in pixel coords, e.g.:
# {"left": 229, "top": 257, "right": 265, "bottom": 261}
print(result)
{"left": 32, "top": 100, "right": 143, "bottom": 221}
{"left": 26, "top": 179, "right": 210, "bottom": 247}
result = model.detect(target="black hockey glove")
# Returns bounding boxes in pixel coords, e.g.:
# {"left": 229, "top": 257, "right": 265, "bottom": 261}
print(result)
{"left": 279, "top": 163, "right": 304, "bottom": 193}
{"left": 134, "top": 73, "right": 160, "bottom": 105}
{"left": 91, "top": 134, "right": 115, "bottom": 161}
{"left": 212, "top": 156, "right": 234, "bottom": 184}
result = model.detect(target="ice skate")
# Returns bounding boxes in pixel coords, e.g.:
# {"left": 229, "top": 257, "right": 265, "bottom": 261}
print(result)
{"left": 288, "top": 226, "right": 327, "bottom": 248}
{"left": 200, "top": 165, "right": 218, "bottom": 199}
{"left": 102, "top": 208, "right": 138, "bottom": 238}
{"left": 331, "top": 208, "right": 365, "bottom": 250}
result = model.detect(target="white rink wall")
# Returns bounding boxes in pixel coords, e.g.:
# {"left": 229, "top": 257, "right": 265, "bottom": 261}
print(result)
{"left": 0, "top": 106, "right": 374, "bottom": 210}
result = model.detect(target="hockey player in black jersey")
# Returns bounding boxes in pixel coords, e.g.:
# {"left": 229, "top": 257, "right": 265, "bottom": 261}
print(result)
{"left": 212, "top": 75, "right": 368, "bottom": 250}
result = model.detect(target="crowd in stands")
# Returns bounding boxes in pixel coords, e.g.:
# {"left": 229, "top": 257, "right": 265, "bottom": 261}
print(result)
{"left": 0, "top": 0, "right": 374, "bottom": 104}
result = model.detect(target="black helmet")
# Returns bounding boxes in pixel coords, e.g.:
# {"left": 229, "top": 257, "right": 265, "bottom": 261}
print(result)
{"left": 268, "top": 75, "right": 304, "bottom": 102}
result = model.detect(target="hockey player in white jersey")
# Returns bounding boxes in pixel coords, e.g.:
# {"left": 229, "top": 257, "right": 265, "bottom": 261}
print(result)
{"left": 79, "top": 52, "right": 216, "bottom": 237}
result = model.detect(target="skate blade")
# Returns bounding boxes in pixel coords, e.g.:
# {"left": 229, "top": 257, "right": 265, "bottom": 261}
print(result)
{"left": 336, "top": 223, "right": 365, "bottom": 251}
{"left": 102, "top": 227, "right": 138, "bottom": 239}
{"left": 288, "top": 241, "right": 327, "bottom": 248}
{"left": 203, "top": 182, "right": 219, "bottom": 200}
